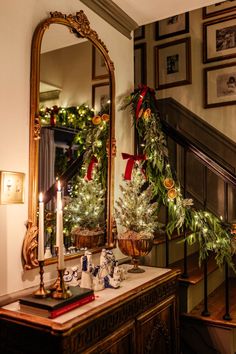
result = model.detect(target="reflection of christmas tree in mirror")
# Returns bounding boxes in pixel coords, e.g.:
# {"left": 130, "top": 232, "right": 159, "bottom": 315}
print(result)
{"left": 64, "top": 174, "right": 106, "bottom": 249}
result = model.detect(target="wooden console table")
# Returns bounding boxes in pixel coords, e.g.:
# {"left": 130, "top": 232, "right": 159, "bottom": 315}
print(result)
{"left": 0, "top": 266, "right": 180, "bottom": 354}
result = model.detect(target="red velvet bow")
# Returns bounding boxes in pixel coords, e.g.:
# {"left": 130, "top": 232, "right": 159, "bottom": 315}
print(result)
{"left": 135, "top": 85, "right": 157, "bottom": 119}
{"left": 122, "top": 153, "right": 146, "bottom": 180}
{"left": 86, "top": 156, "right": 98, "bottom": 181}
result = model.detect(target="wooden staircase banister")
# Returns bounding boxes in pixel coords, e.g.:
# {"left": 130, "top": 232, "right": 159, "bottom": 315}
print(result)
{"left": 161, "top": 119, "right": 236, "bottom": 188}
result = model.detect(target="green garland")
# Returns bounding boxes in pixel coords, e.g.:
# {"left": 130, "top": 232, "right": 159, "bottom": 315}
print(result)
{"left": 39, "top": 104, "right": 109, "bottom": 186}
{"left": 121, "top": 85, "right": 234, "bottom": 270}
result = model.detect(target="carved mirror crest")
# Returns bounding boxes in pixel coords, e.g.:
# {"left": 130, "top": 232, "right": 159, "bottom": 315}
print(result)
{"left": 22, "top": 11, "right": 116, "bottom": 270}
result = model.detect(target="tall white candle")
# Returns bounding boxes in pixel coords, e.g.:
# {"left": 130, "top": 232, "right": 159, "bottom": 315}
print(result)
{"left": 57, "top": 199, "right": 65, "bottom": 269}
{"left": 38, "top": 192, "right": 44, "bottom": 261}
{"left": 56, "top": 180, "right": 62, "bottom": 248}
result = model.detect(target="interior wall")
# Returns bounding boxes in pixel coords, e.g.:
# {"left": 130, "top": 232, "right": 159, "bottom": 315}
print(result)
{"left": 40, "top": 41, "right": 93, "bottom": 107}
{"left": 0, "top": 0, "right": 133, "bottom": 298}
{"left": 138, "top": 7, "right": 236, "bottom": 142}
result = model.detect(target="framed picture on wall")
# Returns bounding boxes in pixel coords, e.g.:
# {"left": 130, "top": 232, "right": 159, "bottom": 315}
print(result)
{"left": 155, "top": 13, "right": 189, "bottom": 41}
{"left": 203, "top": 1, "right": 236, "bottom": 19}
{"left": 92, "top": 46, "right": 109, "bottom": 80}
{"left": 134, "top": 43, "right": 147, "bottom": 87}
{"left": 154, "top": 37, "right": 191, "bottom": 90}
{"left": 203, "top": 14, "right": 236, "bottom": 63}
{"left": 134, "top": 26, "right": 145, "bottom": 40}
{"left": 0, "top": 171, "right": 25, "bottom": 204}
{"left": 92, "top": 82, "right": 110, "bottom": 113}
{"left": 204, "top": 61, "right": 236, "bottom": 108}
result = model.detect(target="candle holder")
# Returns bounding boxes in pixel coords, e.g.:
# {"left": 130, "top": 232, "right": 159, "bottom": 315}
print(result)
{"left": 49, "top": 246, "right": 61, "bottom": 291}
{"left": 33, "top": 260, "right": 51, "bottom": 298}
{"left": 52, "top": 268, "right": 72, "bottom": 299}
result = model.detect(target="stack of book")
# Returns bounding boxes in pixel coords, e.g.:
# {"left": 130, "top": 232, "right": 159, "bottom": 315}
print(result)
{"left": 19, "top": 287, "right": 95, "bottom": 319}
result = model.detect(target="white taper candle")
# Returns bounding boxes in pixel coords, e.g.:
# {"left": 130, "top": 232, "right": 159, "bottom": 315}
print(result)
{"left": 57, "top": 199, "right": 65, "bottom": 269}
{"left": 56, "top": 180, "right": 62, "bottom": 248}
{"left": 38, "top": 192, "right": 44, "bottom": 261}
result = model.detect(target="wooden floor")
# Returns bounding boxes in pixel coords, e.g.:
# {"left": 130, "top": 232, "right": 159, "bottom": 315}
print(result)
{"left": 183, "top": 278, "right": 236, "bottom": 328}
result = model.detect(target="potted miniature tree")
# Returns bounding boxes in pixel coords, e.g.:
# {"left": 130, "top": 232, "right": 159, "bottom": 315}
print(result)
{"left": 115, "top": 164, "right": 159, "bottom": 273}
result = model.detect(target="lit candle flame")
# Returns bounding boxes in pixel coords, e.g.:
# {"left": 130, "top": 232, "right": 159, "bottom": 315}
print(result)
{"left": 57, "top": 180, "right": 61, "bottom": 191}
{"left": 39, "top": 192, "right": 43, "bottom": 203}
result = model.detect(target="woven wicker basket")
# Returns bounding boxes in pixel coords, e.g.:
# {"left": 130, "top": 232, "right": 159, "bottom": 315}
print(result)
{"left": 72, "top": 227, "right": 104, "bottom": 249}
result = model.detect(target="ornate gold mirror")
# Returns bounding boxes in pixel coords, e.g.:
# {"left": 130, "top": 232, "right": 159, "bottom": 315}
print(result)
{"left": 22, "top": 11, "right": 115, "bottom": 270}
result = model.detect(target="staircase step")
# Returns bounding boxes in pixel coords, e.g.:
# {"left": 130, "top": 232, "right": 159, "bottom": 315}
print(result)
{"left": 183, "top": 278, "right": 236, "bottom": 328}
{"left": 171, "top": 252, "right": 218, "bottom": 285}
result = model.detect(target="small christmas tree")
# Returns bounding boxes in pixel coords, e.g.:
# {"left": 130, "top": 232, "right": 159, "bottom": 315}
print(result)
{"left": 64, "top": 175, "right": 105, "bottom": 233}
{"left": 115, "top": 165, "right": 159, "bottom": 238}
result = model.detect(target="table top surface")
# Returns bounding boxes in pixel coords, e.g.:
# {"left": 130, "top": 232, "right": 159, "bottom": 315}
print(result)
{"left": 1, "top": 266, "right": 177, "bottom": 327}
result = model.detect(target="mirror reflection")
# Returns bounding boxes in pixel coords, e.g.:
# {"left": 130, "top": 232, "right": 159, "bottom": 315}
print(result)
{"left": 38, "top": 24, "right": 110, "bottom": 258}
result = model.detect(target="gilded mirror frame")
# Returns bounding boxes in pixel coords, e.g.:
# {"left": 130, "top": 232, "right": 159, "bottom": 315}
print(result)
{"left": 22, "top": 10, "right": 116, "bottom": 270}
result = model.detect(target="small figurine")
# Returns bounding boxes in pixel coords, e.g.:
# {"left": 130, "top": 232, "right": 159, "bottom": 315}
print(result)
{"left": 63, "top": 266, "right": 80, "bottom": 286}
{"left": 106, "top": 250, "right": 116, "bottom": 275}
{"left": 104, "top": 274, "right": 120, "bottom": 289}
{"left": 113, "top": 263, "right": 121, "bottom": 283}
{"left": 99, "top": 249, "right": 109, "bottom": 278}
{"left": 92, "top": 266, "right": 105, "bottom": 291}
{"left": 80, "top": 251, "right": 93, "bottom": 289}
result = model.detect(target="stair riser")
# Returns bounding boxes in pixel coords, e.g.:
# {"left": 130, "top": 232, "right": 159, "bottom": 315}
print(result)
{"left": 181, "top": 267, "right": 225, "bottom": 313}
{"left": 181, "top": 318, "right": 235, "bottom": 354}
{"left": 145, "top": 239, "right": 199, "bottom": 267}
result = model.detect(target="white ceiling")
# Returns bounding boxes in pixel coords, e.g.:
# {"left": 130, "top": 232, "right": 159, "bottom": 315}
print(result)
{"left": 113, "top": 0, "right": 225, "bottom": 25}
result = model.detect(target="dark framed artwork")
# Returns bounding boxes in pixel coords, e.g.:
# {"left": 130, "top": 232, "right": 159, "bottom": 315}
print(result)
{"left": 203, "top": 1, "right": 236, "bottom": 19}
{"left": 155, "top": 37, "right": 191, "bottom": 90}
{"left": 134, "top": 43, "right": 147, "bottom": 87}
{"left": 155, "top": 13, "right": 189, "bottom": 41}
{"left": 134, "top": 26, "right": 145, "bottom": 40}
{"left": 204, "top": 61, "right": 236, "bottom": 108}
{"left": 92, "top": 82, "right": 110, "bottom": 113}
{"left": 203, "top": 14, "right": 236, "bottom": 63}
{"left": 92, "top": 46, "right": 109, "bottom": 80}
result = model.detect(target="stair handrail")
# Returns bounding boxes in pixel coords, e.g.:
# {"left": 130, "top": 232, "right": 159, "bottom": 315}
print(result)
{"left": 161, "top": 119, "right": 236, "bottom": 189}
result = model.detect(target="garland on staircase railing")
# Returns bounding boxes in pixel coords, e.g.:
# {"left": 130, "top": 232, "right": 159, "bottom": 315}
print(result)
{"left": 120, "top": 85, "right": 235, "bottom": 270}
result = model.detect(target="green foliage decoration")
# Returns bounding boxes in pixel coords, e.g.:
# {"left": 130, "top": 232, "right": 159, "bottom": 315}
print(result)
{"left": 120, "top": 85, "right": 235, "bottom": 270}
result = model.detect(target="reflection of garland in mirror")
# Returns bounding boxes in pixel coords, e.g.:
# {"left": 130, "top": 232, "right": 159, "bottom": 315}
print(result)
{"left": 39, "top": 103, "right": 109, "bottom": 186}
{"left": 120, "top": 85, "right": 235, "bottom": 270}
{"left": 39, "top": 103, "right": 109, "bottom": 252}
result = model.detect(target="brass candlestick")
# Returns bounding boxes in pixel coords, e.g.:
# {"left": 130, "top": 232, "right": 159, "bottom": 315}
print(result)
{"left": 49, "top": 246, "right": 60, "bottom": 291}
{"left": 51, "top": 268, "right": 72, "bottom": 299}
{"left": 33, "top": 260, "right": 51, "bottom": 298}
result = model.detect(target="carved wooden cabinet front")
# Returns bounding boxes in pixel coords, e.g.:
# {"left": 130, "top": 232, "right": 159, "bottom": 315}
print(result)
{"left": 136, "top": 295, "right": 178, "bottom": 354}
{"left": 0, "top": 268, "right": 180, "bottom": 354}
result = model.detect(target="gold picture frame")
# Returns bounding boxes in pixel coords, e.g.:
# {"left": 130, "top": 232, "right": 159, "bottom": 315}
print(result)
{"left": 0, "top": 171, "right": 25, "bottom": 204}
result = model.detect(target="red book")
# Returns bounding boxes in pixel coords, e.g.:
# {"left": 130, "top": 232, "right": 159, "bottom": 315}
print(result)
{"left": 19, "top": 287, "right": 95, "bottom": 319}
